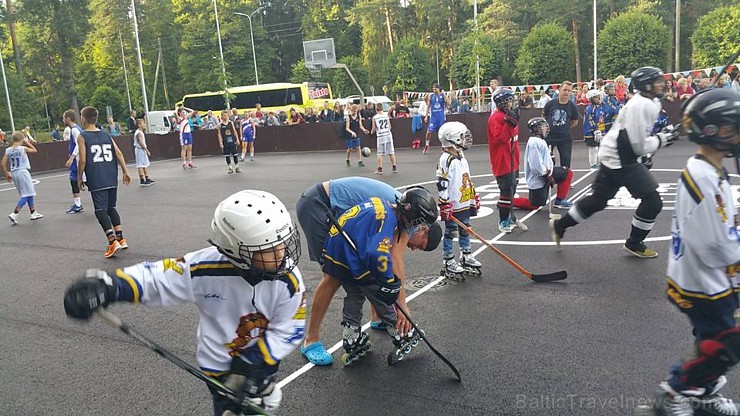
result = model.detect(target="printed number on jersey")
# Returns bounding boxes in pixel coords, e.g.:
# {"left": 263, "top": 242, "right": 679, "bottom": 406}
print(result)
{"left": 91, "top": 144, "right": 113, "bottom": 163}
{"left": 10, "top": 155, "right": 20, "bottom": 170}
{"left": 378, "top": 119, "right": 389, "bottom": 130}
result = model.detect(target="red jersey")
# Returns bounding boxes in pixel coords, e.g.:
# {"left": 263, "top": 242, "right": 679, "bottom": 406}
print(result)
{"left": 487, "top": 109, "right": 520, "bottom": 177}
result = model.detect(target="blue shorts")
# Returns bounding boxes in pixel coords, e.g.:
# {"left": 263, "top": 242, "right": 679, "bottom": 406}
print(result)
{"left": 345, "top": 138, "right": 360, "bottom": 149}
{"left": 180, "top": 132, "right": 192, "bottom": 146}
{"left": 427, "top": 117, "right": 445, "bottom": 133}
{"left": 243, "top": 134, "right": 254, "bottom": 143}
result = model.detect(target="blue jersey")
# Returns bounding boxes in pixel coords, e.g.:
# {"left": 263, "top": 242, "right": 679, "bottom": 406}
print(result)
{"left": 68, "top": 124, "right": 83, "bottom": 180}
{"left": 429, "top": 93, "right": 446, "bottom": 120}
{"left": 583, "top": 104, "right": 607, "bottom": 140}
{"left": 329, "top": 177, "right": 400, "bottom": 213}
{"left": 81, "top": 130, "right": 118, "bottom": 192}
{"left": 602, "top": 95, "right": 620, "bottom": 130}
{"left": 5, "top": 146, "right": 30, "bottom": 172}
{"left": 652, "top": 110, "right": 669, "bottom": 135}
{"left": 241, "top": 119, "right": 254, "bottom": 139}
{"left": 323, "top": 197, "right": 398, "bottom": 285}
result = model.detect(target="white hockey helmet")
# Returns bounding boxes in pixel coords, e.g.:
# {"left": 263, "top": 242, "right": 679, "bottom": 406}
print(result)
{"left": 208, "top": 190, "right": 300, "bottom": 275}
{"left": 586, "top": 89, "right": 602, "bottom": 103}
{"left": 437, "top": 121, "right": 473, "bottom": 150}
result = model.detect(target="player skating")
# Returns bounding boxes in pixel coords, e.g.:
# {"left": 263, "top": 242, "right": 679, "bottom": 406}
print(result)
{"left": 133, "top": 117, "right": 155, "bottom": 186}
{"left": 435, "top": 121, "right": 481, "bottom": 281}
{"left": 76, "top": 106, "right": 132, "bottom": 258}
{"left": 583, "top": 89, "right": 607, "bottom": 169}
{"left": 217, "top": 110, "right": 241, "bottom": 174}
{"left": 550, "top": 67, "right": 679, "bottom": 258}
{"left": 371, "top": 103, "right": 397, "bottom": 174}
{"left": 321, "top": 187, "right": 442, "bottom": 366}
{"left": 63, "top": 190, "right": 304, "bottom": 415}
{"left": 423, "top": 83, "right": 451, "bottom": 154}
{"left": 63, "top": 109, "right": 84, "bottom": 213}
{"left": 2, "top": 131, "right": 43, "bottom": 224}
{"left": 644, "top": 88, "right": 740, "bottom": 416}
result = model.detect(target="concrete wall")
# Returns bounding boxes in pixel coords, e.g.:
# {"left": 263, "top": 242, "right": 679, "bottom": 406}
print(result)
{"left": 20, "top": 100, "right": 684, "bottom": 173}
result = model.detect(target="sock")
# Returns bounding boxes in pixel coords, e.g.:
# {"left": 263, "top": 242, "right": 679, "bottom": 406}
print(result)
{"left": 115, "top": 230, "right": 124, "bottom": 241}
{"left": 140, "top": 176, "right": 145, "bottom": 183}
{"left": 588, "top": 147, "right": 599, "bottom": 166}
{"left": 425, "top": 140, "right": 430, "bottom": 146}
{"left": 513, "top": 197, "right": 539, "bottom": 210}
{"left": 556, "top": 170, "right": 574, "bottom": 199}
{"left": 74, "top": 197, "right": 81, "bottom": 207}
{"left": 106, "top": 230, "right": 116, "bottom": 244}
{"left": 250, "top": 151, "right": 254, "bottom": 157}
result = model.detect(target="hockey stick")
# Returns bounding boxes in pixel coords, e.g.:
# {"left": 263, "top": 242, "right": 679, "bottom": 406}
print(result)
{"left": 509, "top": 134, "right": 528, "bottom": 231}
{"left": 450, "top": 216, "right": 567, "bottom": 283}
{"left": 96, "top": 309, "right": 271, "bottom": 416}
{"left": 547, "top": 146, "right": 561, "bottom": 220}
{"left": 710, "top": 50, "right": 739, "bottom": 87}
{"left": 325, "top": 210, "right": 462, "bottom": 382}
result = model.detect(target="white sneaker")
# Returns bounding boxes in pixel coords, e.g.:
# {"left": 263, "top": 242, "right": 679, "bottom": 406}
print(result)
{"left": 227, "top": 165, "right": 234, "bottom": 174}
{"left": 8, "top": 212, "right": 18, "bottom": 225}
{"left": 30, "top": 212, "right": 44, "bottom": 220}
{"left": 460, "top": 253, "right": 481, "bottom": 268}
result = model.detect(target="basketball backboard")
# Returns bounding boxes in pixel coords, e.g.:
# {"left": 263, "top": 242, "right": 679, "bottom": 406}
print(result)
{"left": 303, "top": 38, "right": 336, "bottom": 72}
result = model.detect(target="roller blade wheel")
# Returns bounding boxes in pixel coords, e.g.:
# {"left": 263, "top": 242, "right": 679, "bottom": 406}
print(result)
{"left": 387, "top": 330, "right": 424, "bottom": 366}
{"left": 441, "top": 268, "right": 465, "bottom": 282}
{"left": 341, "top": 342, "right": 372, "bottom": 367}
{"left": 462, "top": 266, "right": 482, "bottom": 277}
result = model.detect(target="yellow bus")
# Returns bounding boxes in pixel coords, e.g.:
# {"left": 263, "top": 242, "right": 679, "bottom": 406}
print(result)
{"left": 176, "top": 82, "right": 333, "bottom": 114}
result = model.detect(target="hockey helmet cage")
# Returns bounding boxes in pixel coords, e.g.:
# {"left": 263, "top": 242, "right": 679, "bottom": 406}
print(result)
{"left": 209, "top": 190, "right": 301, "bottom": 275}
{"left": 630, "top": 66, "right": 666, "bottom": 98}
{"left": 396, "top": 186, "right": 439, "bottom": 227}
{"left": 438, "top": 121, "right": 473, "bottom": 150}
{"left": 682, "top": 88, "right": 740, "bottom": 154}
{"left": 527, "top": 117, "right": 550, "bottom": 139}
{"left": 493, "top": 88, "right": 515, "bottom": 110}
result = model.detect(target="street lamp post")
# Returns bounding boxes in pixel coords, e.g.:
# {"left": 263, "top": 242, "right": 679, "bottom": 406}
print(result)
{"left": 213, "top": 0, "right": 229, "bottom": 98}
{"left": 0, "top": 48, "right": 14, "bottom": 131}
{"left": 31, "top": 80, "right": 51, "bottom": 130}
{"left": 235, "top": 7, "right": 265, "bottom": 86}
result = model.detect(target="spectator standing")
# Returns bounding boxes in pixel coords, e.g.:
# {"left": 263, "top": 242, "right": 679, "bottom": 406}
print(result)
{"left": 188, "top": 111, "right": 204, "bottom": 132}
{"left": 542, "top": 81, "right": 579, "bottom": 171}
{"left": 676, "top": 78, "right": 695, "bottom": 101}
{"left": 687, "top": 75, "right": 699, "bottom": 92}
{"left": 23, "top": 126, "right": 36, "bottom": 143}
{"left": 576, "top": 84, "right": 590, "bottom": 106}
{"left": 202, "top": 110, "right": 219, "bottom": 130}
{"left": 664, "top": 80, "right": 677, "bottom": 102}
{"left": 51, "top": 124, "right": 62, "bottom": 142}
{"left": 254, "top": 103, "right": 265, "bottom": 121}
{"left": 459, "top": 98, "right": 471, "bottom": 113}
{"left": 105, "top": 116, "right": 122, "bottom": 137}
{"left": 304, "top": 107, "right": 319, "bottom": 123}
{"left": 537, "top": 90, "right": 552, "bottom": 109}
{"left": 614, "top": 75, "right": 628, "bottom": 103}
{"left": 518, "top": 90, "right": 534, "bottom": 109}
{"left": 332, "top": 102, "right": 344, "bottom": 122}
{"left": 127, "top": 110, "right": 137, "bottom": 133}
{"left": 361, "top": 102, "right": 376, "bottom": 129}
{"left": 319, "top": 101, "right": 333, "bottom": 122}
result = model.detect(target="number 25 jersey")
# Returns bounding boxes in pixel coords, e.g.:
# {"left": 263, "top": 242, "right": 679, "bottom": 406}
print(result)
{"left": 81, "top": 130, "right": 118, "bottom": 192}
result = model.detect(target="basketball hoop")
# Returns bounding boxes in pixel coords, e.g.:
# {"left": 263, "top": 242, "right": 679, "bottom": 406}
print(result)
{"left": 308, "top": 64, "right": 323, "bottom": 79}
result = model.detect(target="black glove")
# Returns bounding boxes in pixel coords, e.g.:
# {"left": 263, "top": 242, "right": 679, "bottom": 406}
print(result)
{"left": 217, "top": 358, "right": 278, "bottom": 413}
{"left": 63, "top": 269, "right": 117, "bottom": 320}
{"left": 504, "top": 110, "right": 518, "bottom": 127}
{"left": 640, "top": 155, "right": 654, "bottom": 170}
{"left": 378, "top": 274, "right": 402, "bottom": 305}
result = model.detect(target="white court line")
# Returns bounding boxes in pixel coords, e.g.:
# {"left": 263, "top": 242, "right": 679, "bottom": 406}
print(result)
{"left": 277, "top": 168, "right": 598, "bottom": 389}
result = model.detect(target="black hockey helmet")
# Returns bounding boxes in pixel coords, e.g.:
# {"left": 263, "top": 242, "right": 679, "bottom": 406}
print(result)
{"left": 396, "top": 186, "right": 438, "bottom": 227}
{"left": 604, "top": 82, "right": 616, "bottom": 95}
{"left": 682, "top": 88, "right": 740, "bottom": 154}
{"left": 493, "top": 88, "right": 515, "bottom": 110}
{"left": 630, "top": 66, "right": 666, "bottom": 98}
{"left": 527, "top": 117, "right": 550, "bottom": 138}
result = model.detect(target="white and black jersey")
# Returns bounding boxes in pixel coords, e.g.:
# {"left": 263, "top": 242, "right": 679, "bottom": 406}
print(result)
{"left": 598, "top": 93, "right": 662, "bottom": 170}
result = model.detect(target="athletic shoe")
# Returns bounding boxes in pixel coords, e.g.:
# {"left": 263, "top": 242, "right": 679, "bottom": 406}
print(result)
{"left": 549, "top": 219, "right": 563, "bottom": 247}
{"left": 145, "top": 179, "right": 156, "bottom": 185}
{"left": 228, "top": 165, "right": 234, "bottom": 174}
{"left": 392, "top": 166, "right": 398, "bottom": 173}
{"left": 498, "top": 219, "right": 515, "bottom": 233}
{"left": 141, "top": 180, "right": 152, "bottom": 187}
{"left": 513, "top": 217, "right": 528, "bottom": 231}
{"left": 66, "top": 204, "right": 83, "bottom": 214}
{"left": 250, "top": 156, "right": 254, "bottom": 161}
{"left": 590, "top": 164, "right": 599, "bottom": 169}
{"left": 8, "top": 212, "right": 18, "bottom": 225}
{"left": 117, "top": 238, "right": 128, "bottom": 249}
{"left": 554, "top": 198, "right": 574, "bottom": 209}
{"left": 235, "top": 166, "right": 241, "bottom": 173}
{"left": 345, "top": 160, "right": 351, "bottom": 167}
{"left": 139, "top": 180, "right": 146, "bottom": 186}
{"left": 104, "top": 240, "right": 122, "bottom": 258}
{"left": 358, "top": 161, "right": 365, "bottom": 167}
{"left": 370, "top": 321, "right": 389, "bottom": 331}
{"left": 375, "top": 170, "right": 382, "bottom": 175}
{"left": 240, "top": 156, "right": 245, "bottom": 162}
{"left": 182, "top": 163, "right": 188, "bottom": 170}
{"left": 624, "top": 240, "right": 658, "bottom": 259}
{"left": 29, "top": 212, "right": 44, "bottom": 220}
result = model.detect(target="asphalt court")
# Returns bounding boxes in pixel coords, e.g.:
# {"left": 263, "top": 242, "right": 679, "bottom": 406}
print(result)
{"left": 1, "top": 139, "right": 738, "bottom": 416}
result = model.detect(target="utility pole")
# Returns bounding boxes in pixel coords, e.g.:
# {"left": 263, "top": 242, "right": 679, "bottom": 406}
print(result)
{"left": 159, "top": 38, "right": 170, "bottom": 109}
{"left": 131, "top": 0, "right": 150, "bottom": 130}
{"left": 675, "top": 0, "right": 681, "bottom": 71}
{"left": 119, "top": 31, "right": 132, "bottom": 113}
{"left": 151, "top": 42, "right": 161, "bottom": 110}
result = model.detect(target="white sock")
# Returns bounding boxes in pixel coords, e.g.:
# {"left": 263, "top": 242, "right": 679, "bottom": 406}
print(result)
{"left": 74, "top": 197, "right": 81, "bottom": 207}
{"left": 425, "top": 140, "right": 430, "bottom": 146}
{"left": 250, "top": 151, "right": 254, "bottom": 157}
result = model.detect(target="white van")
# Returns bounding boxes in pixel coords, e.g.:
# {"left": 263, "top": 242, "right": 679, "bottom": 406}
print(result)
{"left": 147, "top": 110, "right": 175, "bottom": 135}
{"left": 364, "top": 96, "right": 393, "bottom": 112}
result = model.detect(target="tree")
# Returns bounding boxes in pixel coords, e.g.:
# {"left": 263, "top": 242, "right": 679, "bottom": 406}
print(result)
{"left": 691, "top": 5, "right": 740, "bottom": 68}
{"left": 597, "top": 10, "right": 670, "bottom": 78}
{"left": 449, "top": 31, "right": 503, "bottom": 88}
{"left": 383, "top": 37, "right": 433, "bottom": 98}
{"left": 514, "top": 23, "right": 574, "bottom": 84}
{"left": 89, "top": 85, "right": 125, "bottom": 122}
{"left": 330, "top": 55, "right": 368, "bottom": 97}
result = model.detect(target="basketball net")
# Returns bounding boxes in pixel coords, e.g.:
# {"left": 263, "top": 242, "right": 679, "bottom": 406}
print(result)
{"left": 308, "top": 64, "right": 323, "bottom": 79}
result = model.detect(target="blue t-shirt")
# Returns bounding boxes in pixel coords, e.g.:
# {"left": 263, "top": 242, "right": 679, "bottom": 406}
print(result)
{"left": 323, "top": 197, "right": 397, "bottom": 285}
{"left": 329, "top": 177, "right": 400, "bottom": 213}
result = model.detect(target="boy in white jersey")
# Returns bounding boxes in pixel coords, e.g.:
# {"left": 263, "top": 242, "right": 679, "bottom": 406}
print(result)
{"left": 63, "top": 190, "right": 305, "bottom": 415}
{"left": 650, "top": 88, "right": 740, "bottom": 416}
{"left": 133, "top": 117, "right": 155, "bottom": 186}
{"left": 371, "top": 103, "right": 397, "bottom": 174}
{"left": 2, "top": 131, "right": 43, "bottom": 224}
{"left": 436, "top": 121, "right": 481, "bottom": 281}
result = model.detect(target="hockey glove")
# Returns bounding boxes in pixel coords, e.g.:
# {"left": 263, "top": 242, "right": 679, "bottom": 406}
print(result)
{"left": 504, "top": 112, "right": 518, "bottom": 127}
{"left": 218, "top": 358, "right": 281, "bottom": 413}
{"left": 546, "top": 173, "right": 555, "bottom": 187}
{"left": 657, "top": 125, "right": 679, "bottom": 148}
{"left": 439, "top": 202, "right": 454, "bottom": 221}
{"left": 639, "top": 155, "right": 654, "bottom": 170}
{"left": 63, "top": 269, "right": 117, "bottom": 320}
{"left": 378, "top": 274, "right": 402, "bottom": 305}
{"left": 593, "top": 130, "right": 603, "bottom": 143}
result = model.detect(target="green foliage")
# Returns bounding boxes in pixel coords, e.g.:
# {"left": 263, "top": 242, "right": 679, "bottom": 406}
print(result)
{"left": 450, "top": 32, "right": 503, "bottom": 88}
{"left": 691, "top": 5, "right": 740, "bottom": 68}
{"left": 597, "top": 11, "right": 670, "bottom": 78}
{"left": 0, "top": 69, "right": 44, "bottom": 131}
{"left": 515, "top": 23, "right": 575, "bottom": 84}
{"left": 330, "top": 55, "right": 368, "bottom": 97}
{"left": 89, "top": 86, "right": 125, "bottom": 122}
{"left": 383, "top": 37, "right": 433, "bottom": 97}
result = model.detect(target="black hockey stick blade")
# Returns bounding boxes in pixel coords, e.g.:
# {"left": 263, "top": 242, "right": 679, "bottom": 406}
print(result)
{"left": 711, "top": 50, "right": 739, "bottom": 87}
{"left": 96, "top": 309, "right": 271, "bottom": 416}
{"left": 530, "top": 270, "right": 568, "bottom": 283}
{"left": 395, "top": 302, "right": 462, "bottom": 382}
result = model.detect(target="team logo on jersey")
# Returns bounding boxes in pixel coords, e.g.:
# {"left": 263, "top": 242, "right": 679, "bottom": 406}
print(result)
{"left": 715, "top": 193, "right": 728, "bottom": 223}
{"left": 226, "top": 312, "right": 269, "bottom": 356}
{"left": 377, "top": 237, "right": 392, "bottom": 253}
{"left": 459, "top": 173, "right": 475, "bottom": 203}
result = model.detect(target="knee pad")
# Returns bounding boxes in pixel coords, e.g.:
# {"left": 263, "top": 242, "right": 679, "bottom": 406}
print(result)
{"left": 95, "top": 210, "right": 113, "bottom": 230}
{"left": 107, "top": 207, "right": 121, "bottom": 227}
{"left": 681, "top": 328, "right": 740, "bottom": 387}
{"left": 635, "top": 191, "right": 663, "bottom": 219}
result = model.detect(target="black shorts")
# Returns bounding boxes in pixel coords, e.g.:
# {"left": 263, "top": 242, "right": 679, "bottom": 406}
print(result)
{"left": 222, "top": 143, "right": 238, "bottom": 156}
{"left": 70, "top": 180, "right": 80, "bottom": 194}
{"left": 592, "top": 163, "right": 658, "bottom": 199}
{"left": 91, "top": 188, "right": 118, "bottom": 211}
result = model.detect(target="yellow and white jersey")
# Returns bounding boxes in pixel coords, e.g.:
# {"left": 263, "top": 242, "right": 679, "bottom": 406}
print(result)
{"left": 666, "top": 156, "right": 740, "bottom": 308}
{"left": 116, "top": 246, "right": 306, "bottom": 374}
{"left": 436, "top": 150, "right": 476, "bottom": 212}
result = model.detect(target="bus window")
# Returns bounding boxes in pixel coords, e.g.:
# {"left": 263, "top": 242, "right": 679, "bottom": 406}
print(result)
{"left": 183, "top": 94, "right": 226, "bottom": 111}
{"left": 231, "top": 87, "right": 303, "bottom": 109}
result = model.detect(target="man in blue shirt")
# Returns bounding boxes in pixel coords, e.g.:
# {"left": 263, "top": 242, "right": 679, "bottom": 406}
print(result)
{"left": 423, "top": 83, "right": 451, "bottom": 154}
